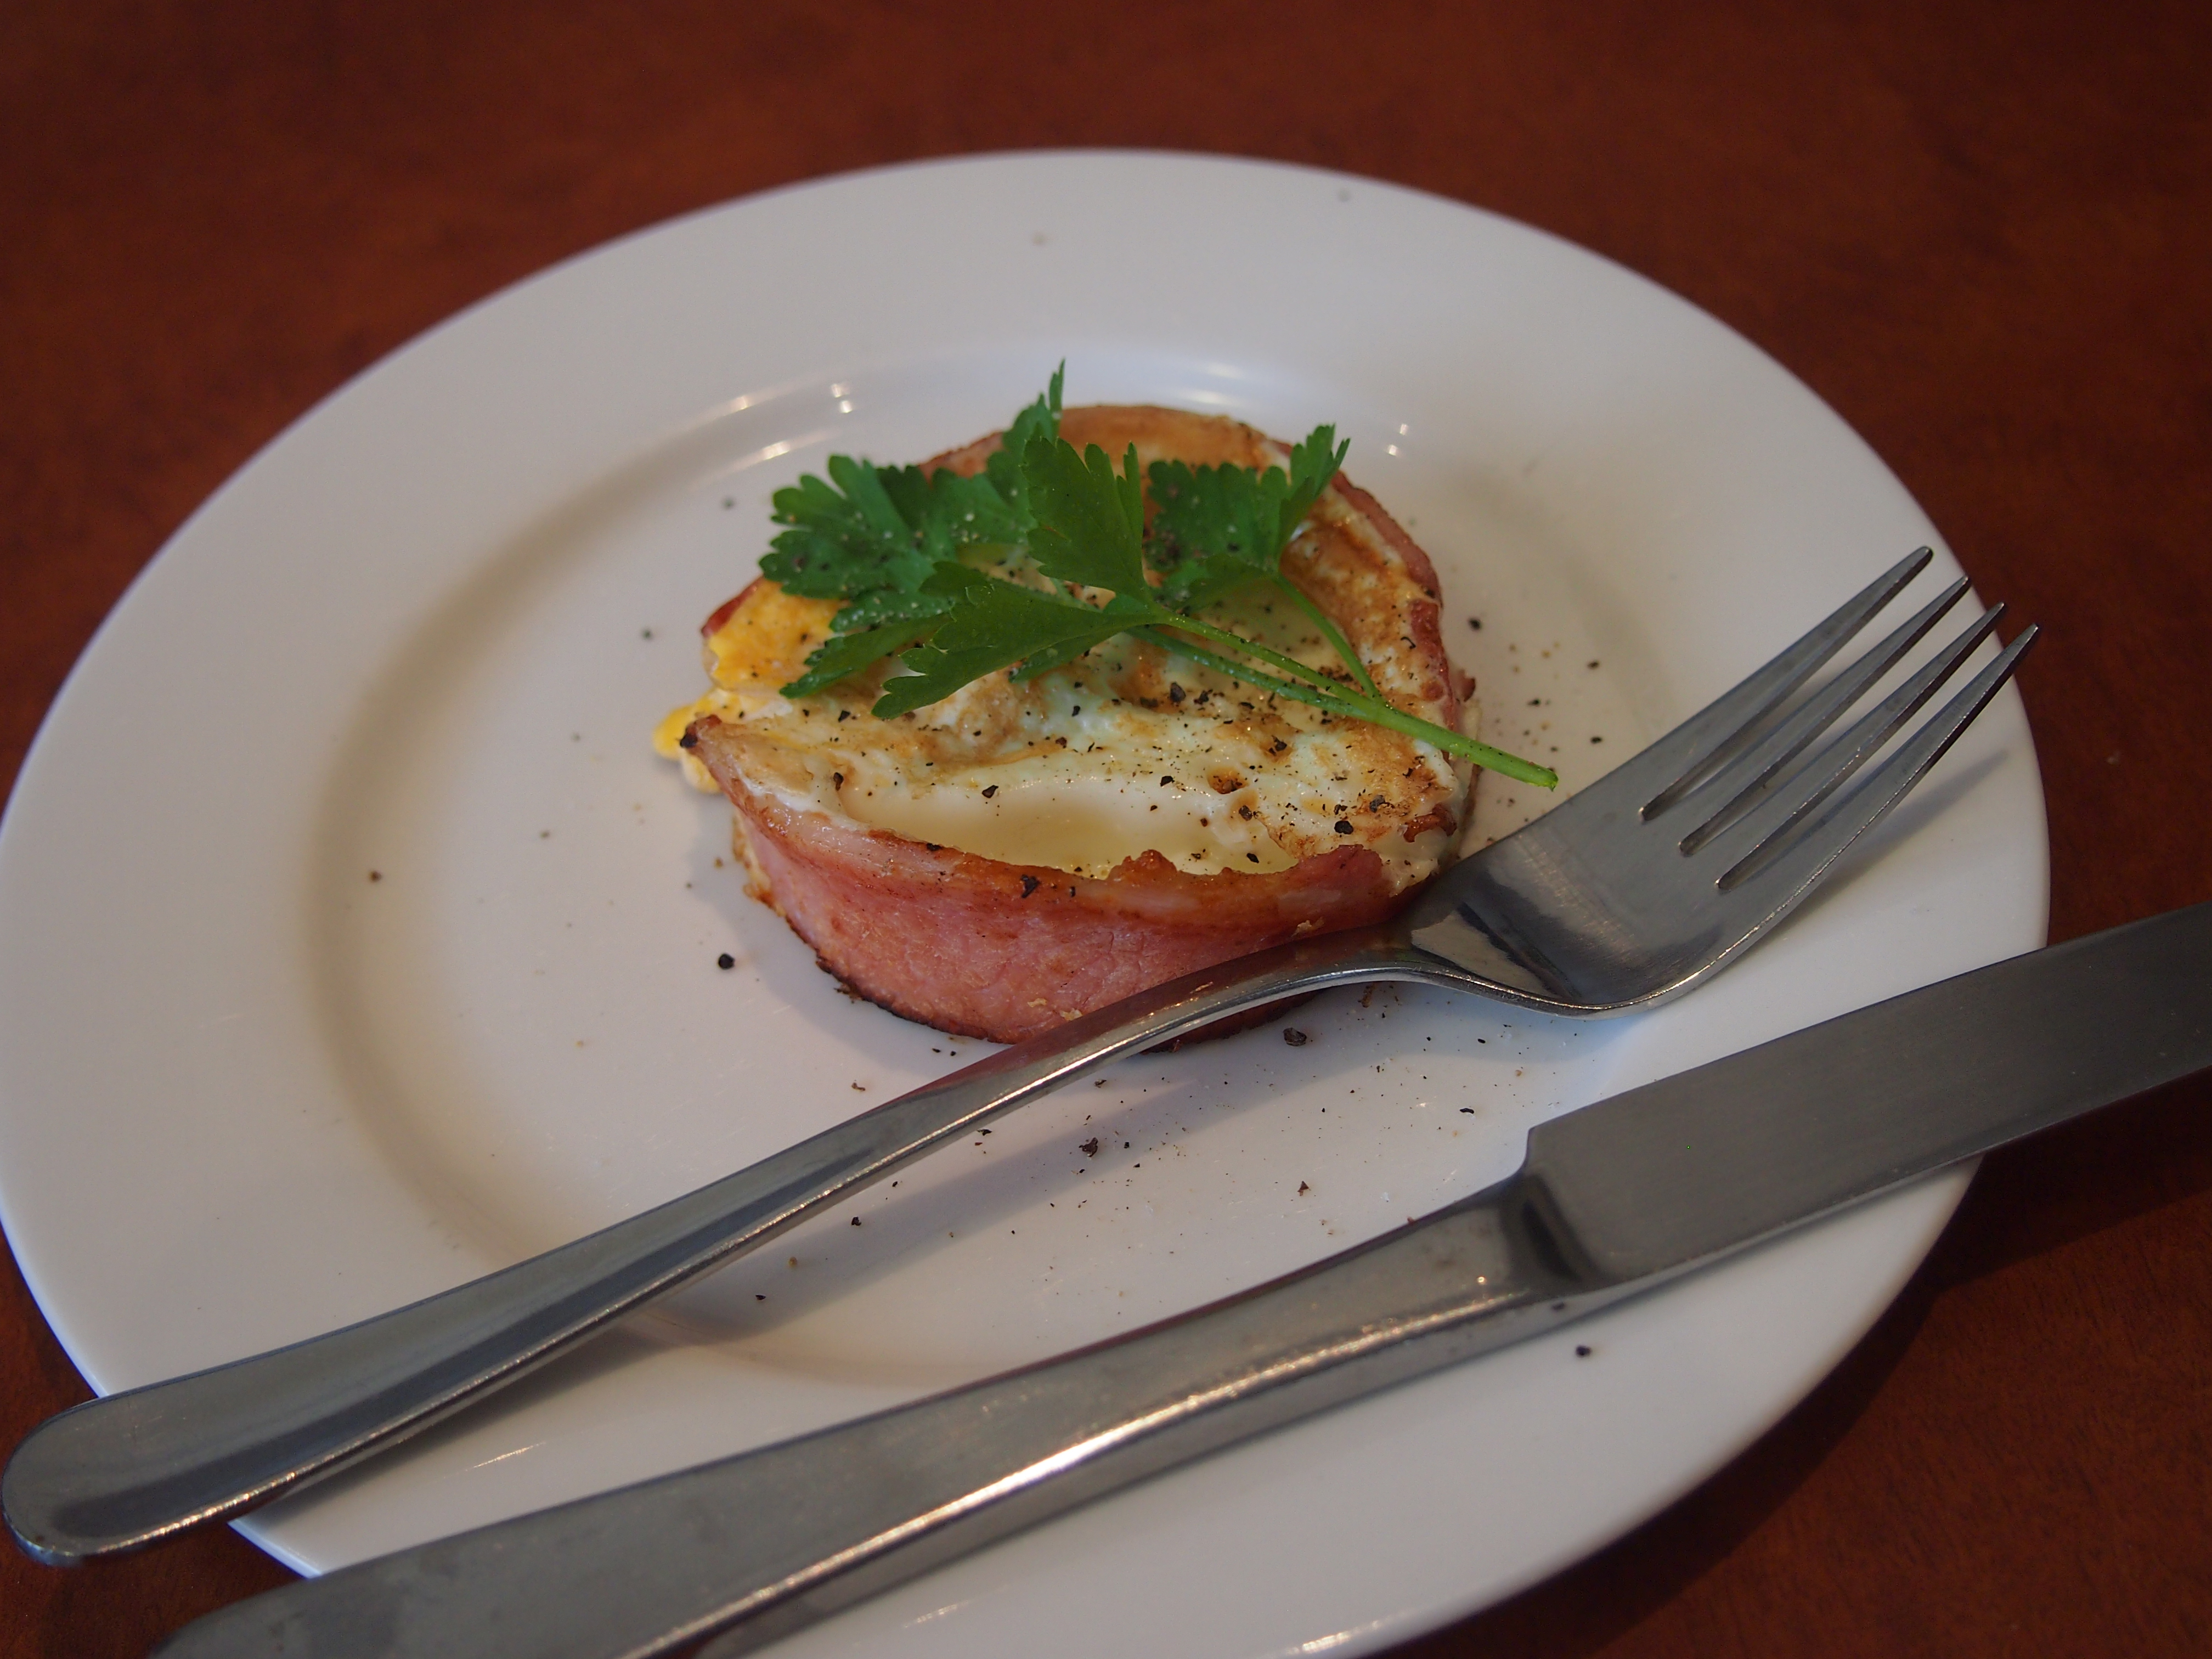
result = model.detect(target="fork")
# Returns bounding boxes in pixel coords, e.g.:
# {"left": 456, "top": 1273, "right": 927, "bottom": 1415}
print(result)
{"left": 2, "top": 548, "right": 2035, "bottom": 1565}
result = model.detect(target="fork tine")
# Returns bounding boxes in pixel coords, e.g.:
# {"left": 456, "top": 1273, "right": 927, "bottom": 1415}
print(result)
{"left": 1715, "top": 623, "right": 2038, "bottom": 896}
{"left": 1639, "top": 546, "right": 1933, "bottom": 820}
{"left": 1698, "top": 602, "right": 2005, "bottom": 876}
{"left": 1674, "top": 575, "right": 1971, "bottom": 855}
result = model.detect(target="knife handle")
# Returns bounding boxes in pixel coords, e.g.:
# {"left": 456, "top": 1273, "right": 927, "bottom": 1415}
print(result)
{"left": 151, "top": 1184, "right": 1604, "bottom": 1659}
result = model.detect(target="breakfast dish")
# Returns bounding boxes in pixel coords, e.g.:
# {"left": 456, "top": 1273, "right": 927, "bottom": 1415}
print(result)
{"left": 655, "top": 390, "right": 1547, "bottom": 1040}
{"left": 0, "top": 155, "right": 2045, "bottom": 1658}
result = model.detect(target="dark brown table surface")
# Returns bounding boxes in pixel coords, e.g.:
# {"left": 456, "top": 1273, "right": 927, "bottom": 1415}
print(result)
{"left": 4, "top": 3, "right": 2208, "bottom": 1654}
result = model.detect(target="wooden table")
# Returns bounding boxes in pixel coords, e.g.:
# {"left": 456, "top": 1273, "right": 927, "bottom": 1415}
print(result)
{"left": 3, "top": 3, "right": 2207, "bottom": 1654}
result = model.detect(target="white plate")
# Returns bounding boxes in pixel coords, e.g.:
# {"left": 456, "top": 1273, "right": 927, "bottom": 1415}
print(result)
{"left": 0, "top": 153, "right": 2045, "bottom": 1655}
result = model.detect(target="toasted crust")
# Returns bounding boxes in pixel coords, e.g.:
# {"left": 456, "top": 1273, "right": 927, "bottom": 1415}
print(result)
{"left": 673, "top": 406, "right": 1474, "bottom": 1043}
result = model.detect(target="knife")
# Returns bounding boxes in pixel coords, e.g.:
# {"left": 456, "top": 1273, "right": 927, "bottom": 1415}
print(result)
{"left": 151, "top": 901, "right": 2212, "bottom": 1659}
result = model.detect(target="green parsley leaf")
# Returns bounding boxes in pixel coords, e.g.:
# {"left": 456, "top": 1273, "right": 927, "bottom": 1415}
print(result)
{"left": 980, "top": 362, "right": 1063, "bottom": 528}
{"left": 782, "top": 617, "right": 943, "bottom": 698}
{"left": 1285, "top": 424, "right": 1350, "bottom": 521}
{"left": 873, "top": 583, "right": 1148, "bottom": 718}
{"left": 1022, "top": 436, "right": 1152, "bottom": 596}
{"left": 1145, "top": 424, "right": 1348, "bottom": 611}
{"left": 911, "top": 464, "right": 1032, "bottom": 556}
{"left": 763, "top": 443, "right": 1038, "bottom": 605}
{"left": 1008, "top": 627, "right": 1125, "bottom": 683}
{"left": 1144, "top": 460, "right": 1271, "bottom": 613}
{"left": 1142, "top": 425, "right": 1375, "bottom": 695}
{"left": 822, "top": 586, "right": 954, "bottom": 632}
{"left": 761, "top": 458, "right": 936, "bottom": 599}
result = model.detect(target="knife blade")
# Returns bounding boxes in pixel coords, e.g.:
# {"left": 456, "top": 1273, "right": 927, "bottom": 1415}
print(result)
{"left": 153, "top": 902, "right": 2212, "bottom": 1659}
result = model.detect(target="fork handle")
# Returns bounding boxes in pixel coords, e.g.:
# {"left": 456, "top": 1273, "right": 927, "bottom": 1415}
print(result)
{"left": 150, "top": 1178, "right": 1611, "bottom": 1659}
{"left": 5, "top": 928, "right": 1453, "bottom": 1565}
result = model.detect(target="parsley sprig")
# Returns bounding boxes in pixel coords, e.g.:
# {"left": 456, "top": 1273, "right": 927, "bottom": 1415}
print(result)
{"left": 1146, "top": 427, "right": 1380, "bottom": 698}
{"left": 760, "top": 373, "right": 1558, "bottom": 788}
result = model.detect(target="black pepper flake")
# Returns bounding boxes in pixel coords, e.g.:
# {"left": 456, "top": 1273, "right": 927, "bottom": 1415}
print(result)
{"left": 837, "top": 709, "right": 852, "bottom": 721}
{"left": 1467, "top": 617, "right": 1482, "bottom": 631}
{"left": 1576, "top": 1345, "right": 1593, "bottom": 1358}
{"left": 1459, "top": 1107, "right": 1475, "bottom": 1114}
{"left": 850, "top": 1216, "right": 862, "bottom": 1227}
{"left": 1591, "top": 735, "right": 1604, "bottom": 743}
{"left": 925, "top": 842, "right": 941, "bottom": 851}
{"left": 1268, "top": 738, "right": 1289, "bottom": 755}
{"left": 1369, "top": 796, "right": 1386, "bottom": 810}
{"left": 1334, "top": 819, "right": 1353, "bottom": 834}
{"left": 1283, "top": 1028, "right": 1310, "bottom": 1047}
{"left": 678, "top": 730, "right": 700, "bottom": 751}
{"left": 1297, "top": 1181, "right": 1311, "bottom": 1194}
{"left": 1069, "top": 706, "right": 1081, "bottom": 717}
{"left": 1160, "top": 775, "right": 1176, "bottom": 787}
{"left": 716, "top": 952, "right": 736, "bottom": 970}
{"left": 1168, "top": 683, "right": 1186, "bottom": 703}
{"left": 1246, "top": 853, "right": 1260, "bottom": 863}
{"left": 1080, "top": 1137, "right": 1100, "bottom": 1156}
{"left": 981, "top": 785, "right": 998, "bottom": 798}
{"left": 1020, "top": 874, "right": 1040, "bottom": 898}
{"left": 832, "top": 772, "right": 844, "bottom": 788}
{"left": 1588, "top": 659, "right": 1600, "bottom": 669}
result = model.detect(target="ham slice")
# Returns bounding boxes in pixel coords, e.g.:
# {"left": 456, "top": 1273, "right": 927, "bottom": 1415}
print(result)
{"left": 695, "top": 757, "right": 1405, "bottom": 1041}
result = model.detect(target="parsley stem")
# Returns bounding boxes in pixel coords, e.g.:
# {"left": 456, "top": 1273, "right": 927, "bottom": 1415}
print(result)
{"left": 1155, "top": 612, "right": 1361, "bottom": 701}
{"left": 1270, "top": 576, "right": 1381, "bottom": 698}
{"left": 1131, "top": 627, "right": 1560, "bottom": 788}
